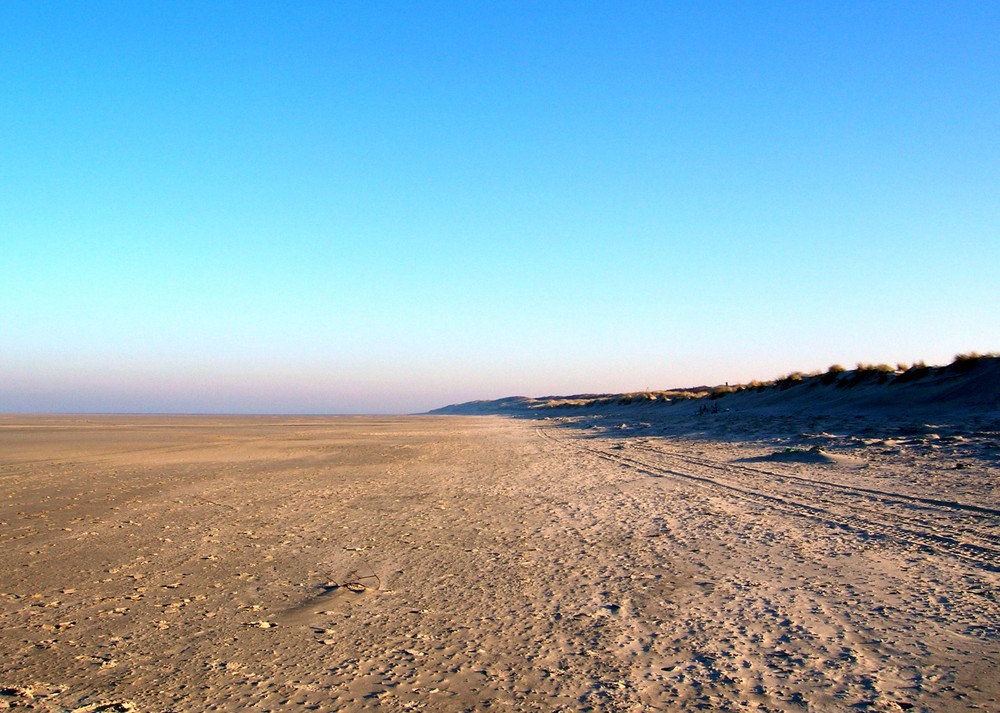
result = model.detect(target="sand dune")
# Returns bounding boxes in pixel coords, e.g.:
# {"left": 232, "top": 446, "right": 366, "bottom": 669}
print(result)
{"left": 2, "top": 363, "right": 998, "bottom": 711}
{"left": 430, "top": 355, "right": 1000, "bottom": 419}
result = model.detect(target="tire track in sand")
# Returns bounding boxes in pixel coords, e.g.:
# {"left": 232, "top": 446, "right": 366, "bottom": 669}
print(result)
{"left": 537, "top": 428, "right": 1000, "bottom": 574}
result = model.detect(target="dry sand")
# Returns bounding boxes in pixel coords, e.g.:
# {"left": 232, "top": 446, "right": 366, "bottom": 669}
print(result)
{"left": 1, "top": 413, "right": 997, "bottom": 711}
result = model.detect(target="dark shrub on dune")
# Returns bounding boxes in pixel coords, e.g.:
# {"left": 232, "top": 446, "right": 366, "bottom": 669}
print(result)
{"left": 710, "top": 385, "right": 736, "bottom": 400}
{"left": 840, "top": 363, "right": 894, "bottom": 388}
{"left": 893, "top": 361, "right": 931, "bottom": 383}
{"left": 777, "top": 372, "right": 805, "bottom": 390}
{"left": 948, "top": 352, "right": 996, "bottom": 373}
{"left": 820, "top": 364, "right": 846, "bottom": 385}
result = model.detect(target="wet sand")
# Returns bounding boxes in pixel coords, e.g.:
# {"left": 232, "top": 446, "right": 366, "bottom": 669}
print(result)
{"left": 1, "top": 414, "right": 997, "bottom": 711}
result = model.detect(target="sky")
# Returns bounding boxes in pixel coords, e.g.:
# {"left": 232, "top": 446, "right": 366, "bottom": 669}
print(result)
{"left": 2, "top": 1, "right": 998, "bottom": 414}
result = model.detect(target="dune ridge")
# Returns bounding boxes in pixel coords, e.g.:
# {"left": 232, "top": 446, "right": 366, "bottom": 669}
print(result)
{"left": 429, "top": 354, "right": 1000, "bottom": 418}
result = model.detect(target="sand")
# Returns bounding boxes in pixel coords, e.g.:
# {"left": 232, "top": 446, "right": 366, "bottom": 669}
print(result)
{"left": 1, "top": 413, "right": 997, "bottom": 711}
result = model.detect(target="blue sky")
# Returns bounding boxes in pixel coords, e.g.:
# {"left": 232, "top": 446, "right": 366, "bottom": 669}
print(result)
{"left": 2, "top": 1, "right": 998, "bottom": 414}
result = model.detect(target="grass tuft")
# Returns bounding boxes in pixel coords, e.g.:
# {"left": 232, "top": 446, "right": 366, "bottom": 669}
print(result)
{"left": 820, "top": 364, "right": 846, "bottom": 385}
{"left": 948, "top": 351, "right": 998, "bottom": 373}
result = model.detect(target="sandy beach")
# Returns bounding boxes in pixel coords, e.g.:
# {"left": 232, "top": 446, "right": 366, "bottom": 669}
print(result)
{"left": 6, "top": 1, "right": 998, "bottom": 709}
{"left": 1, "top": 411, "right": 997, "bottom": 711}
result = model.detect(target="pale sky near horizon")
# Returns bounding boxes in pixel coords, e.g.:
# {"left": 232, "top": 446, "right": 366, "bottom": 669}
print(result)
{"left": 2, "top": 2, "right": 998, "bottom": 414}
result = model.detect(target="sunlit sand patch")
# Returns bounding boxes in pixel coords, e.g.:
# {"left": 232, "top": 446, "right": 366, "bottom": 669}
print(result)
{"left": 0, "top": 411, "right": 996, "bottom": 711}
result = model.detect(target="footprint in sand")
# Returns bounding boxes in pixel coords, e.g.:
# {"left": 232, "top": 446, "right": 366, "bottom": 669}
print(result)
{"left": 276, "top": 575, "right": 380, "bottom": 626}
